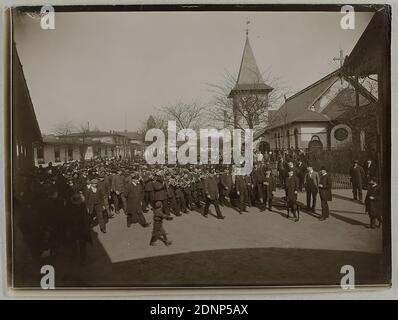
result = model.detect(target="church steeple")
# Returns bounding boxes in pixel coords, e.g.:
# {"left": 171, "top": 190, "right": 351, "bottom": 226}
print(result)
{"left": 236, "top": 36, "right": 265, "bottom": 88}
{"left": 229, "top": 32, "right": 273, "bottom": 97}
{"left": 228, "top": 28, "right": 273, "bottom": 129}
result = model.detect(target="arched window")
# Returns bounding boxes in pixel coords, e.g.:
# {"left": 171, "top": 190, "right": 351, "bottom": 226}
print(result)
{"left": 294, "top": 128, "right": 299, "bottom": 149}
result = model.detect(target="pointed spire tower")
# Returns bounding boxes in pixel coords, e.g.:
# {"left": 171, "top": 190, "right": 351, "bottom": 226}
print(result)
{"left": 229, "top": 27, "right": 273, "bottom": 128}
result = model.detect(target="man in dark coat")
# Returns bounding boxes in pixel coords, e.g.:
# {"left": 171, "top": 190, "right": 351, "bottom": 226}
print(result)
{"left": 85, "top": 179, "right": 107, "bottom": 233}
{"left": 296, "top": 159, "right": 306, "bottom": 192}
{"left": 203, "top": 173, "right": 224, "bottom": 219}
{"left": 349, "top": 160, "right": 365, "bottom": 202}
{"left": 194, "top": 173, "right": 205, "bottom": 207}
{"left": 41, "top": 187, "right": 68, "bottom": 256}
{"left": 365, "top": 177, "right": 382, "bottom": 228}
{"left": 182, "top": 175, "right": 194, "bottom": 211}
{"left": 254, "top": 164, "right": 265, "bottom": 207}
{"left": 142, "top": 171, "right": 154, "bottom": 212}
{"left": 277, "top": 157, "right": 287, "bottom": 187}
{"left": 261, "top": 168, "right": 276, "bottom": 212}
{"left": 67, "top": 193, "right": 92, "bottom": 265}
{"left": 126, "top": 174, "right": 150, "bottom": 228}
{"left": 285, "top": 169, "right": 299, "bottom": 221}
{"left": 219, "top": 168, "right": 233, "bottom": 206}
{"left": 153, "top": 172, "right": 170, "bottom": 216}
{"left": 250, "top": 164, "right": 259, "bottom": 203}
{"left": 98, "top": 175, "right": 113, "bottom": 219}
{"left": 174, "top": 181, "right": 188, "bottom": 214}
{"left": 235, "top": 174, "right": 249, "bottom": 213}
{"left": 166, "top": 179, "right": 180, "bottom": 216}
{"left": 150, "top": 200, "right": 173, "bottom": 246}
{"left": 244, "top": 174, "right": 254, "bottom": 207}
{"left": 104, "top": 171, "right": 115, "bottom": 215}
{"left": 304, "top": 165, "right": 320, "bottom": 212}
{"left": 319, "top": 167, "right": 333, "bottom": 221}
{"left": 111, "top": 170, "right": 128, "bottom": 214}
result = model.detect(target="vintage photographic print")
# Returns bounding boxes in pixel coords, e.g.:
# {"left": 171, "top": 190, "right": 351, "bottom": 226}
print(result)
{"left": 6, "top": 4, "right": 391, "bottom": 290}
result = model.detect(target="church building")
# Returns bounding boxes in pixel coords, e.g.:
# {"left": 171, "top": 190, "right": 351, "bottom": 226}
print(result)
{"left": 255, "top": 69, "right": 378, "bottom": 154}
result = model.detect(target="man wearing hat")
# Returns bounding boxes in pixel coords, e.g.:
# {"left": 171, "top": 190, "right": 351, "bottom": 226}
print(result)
{"left": 125, "top": 173, "right": 150, "bottom": 228}
{"left": 285, "top": 169, "right": 299, "bottom": 221}
{"left": 150, "top": 200, "right": 173, "bottom": 246}
{"left": 277, "top": 156, "right": 288, "bottom": 187}
{"left": 85, "top": 178, "right": 107, "bottom": 233}
{"left": 244, "top": 174, "right": 255, "bottom": 207}
{"left": 142, "top": 170, "right": 154, "bottom": 212}
{"left": 253, "top": 163, "right": 265, "bottom": 206}
{"left": 219, "top": 168, "right": 233, "bottom": 206}
{"left": 203, "top": 171, "right": 224, "bottom": 219}
{"left": 111, "top": 170, "right": 128, "bottom": 214}
{"left": 296, "top": 159, "right": 306, "bottom": 192}
{"left": 166, "top": 177, "right": 180, "bottom": 216}
{"left": 261, "top": 167, "right": 276, "bottom": 212}
{"left": 235, "top": 171, "right": 249, "bottom": 213}
{"left": 153, "top": 171, "right": 170, "bottom": 216}
{"left": 304, "top": 165, "right": 320, "bottom": 213}
{"left": 97, "top": 174, "right": 113, "bottom": 219}
{"left": 104, "top": 170, "right": 115, "bottom": 215}
{"left": 319, "top": 166, "right": 332, "bottom": 221}
{"left": 365, "top": 176, "right": 382, "bottom": 228}
{"left": 174, "top": 178, "right": 188, "bottom": 214}
{"left": 68, "top": 193, "right": 92, "bottom": 265}
{"left": 349, "top": 160, "right": 365, "bottom": 202}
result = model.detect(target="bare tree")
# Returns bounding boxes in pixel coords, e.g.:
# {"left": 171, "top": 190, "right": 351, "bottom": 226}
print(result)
{"left": 159, "top": 101, "right": 208, "bottom": 131}
{"left": 77, "top": 122, "right": 90, "bottom": 160}
{"left": 138, "top": 115, "right": 168, "bottom": 137}
{"left": 53, "top": 120, "right": 76, "bottom": 136}
{"left": 207, "top": 69, "right": 289, "bottom": 132}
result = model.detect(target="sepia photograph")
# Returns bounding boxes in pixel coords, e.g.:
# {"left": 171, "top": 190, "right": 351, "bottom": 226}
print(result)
{"left": 6, "top": 4, "right": 391, "bottom": 289}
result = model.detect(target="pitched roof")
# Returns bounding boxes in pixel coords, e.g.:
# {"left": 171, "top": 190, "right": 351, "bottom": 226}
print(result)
{"left": 321, "top": 87, "right": 371, "bottom": 120}
{"left": 266, "top": 71, "right": 340, "bottom": 129}
{"left": 115, "top": 131, "right": 143, "bottom": 140}
{"left": 42, "top": 135, "right": 109, "bottom": 145}
{"left": 293, "top": 110, "right": 330, "bottom": 122}
{"left": 229, "top": 36, "right": 273, "bottom": 96}
{"left": 59, "top": 131, "right": 126, "bottom": 138}
{"left": 237, "top": 37, "right": 263, "bottom": 85}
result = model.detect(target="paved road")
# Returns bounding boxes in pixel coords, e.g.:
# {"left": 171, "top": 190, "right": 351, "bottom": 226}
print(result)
{"left": 14, "top": 188, "right": 386, "bottom": 288}
{"left": 93, "top": 188, "right": 382, "bottom": 263}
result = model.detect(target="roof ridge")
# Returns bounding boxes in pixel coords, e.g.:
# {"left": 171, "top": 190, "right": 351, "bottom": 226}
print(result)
{"left": 286, "top": 69, "right": 341, "bottom": 102}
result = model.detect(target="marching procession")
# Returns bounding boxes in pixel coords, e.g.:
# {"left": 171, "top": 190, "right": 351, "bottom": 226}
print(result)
{"left": 13, "top": 152, "right": 382, "bottom": 265}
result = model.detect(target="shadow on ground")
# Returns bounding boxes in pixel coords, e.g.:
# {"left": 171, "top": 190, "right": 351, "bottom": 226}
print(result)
{"left": 14, "top": 229, "right": 388, "bottom": 288}
{"left": 12, "top": 194, "right": 388, "bottom": 289}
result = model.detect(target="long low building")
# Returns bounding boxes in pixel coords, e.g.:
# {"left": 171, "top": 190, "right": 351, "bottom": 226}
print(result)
{"left": 34, "top": 131, "right": 144, "bottom": 166}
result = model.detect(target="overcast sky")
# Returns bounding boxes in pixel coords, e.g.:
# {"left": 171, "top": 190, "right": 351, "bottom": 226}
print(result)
{"left": 14, "top": 10, "right": 373, "bottom": 134}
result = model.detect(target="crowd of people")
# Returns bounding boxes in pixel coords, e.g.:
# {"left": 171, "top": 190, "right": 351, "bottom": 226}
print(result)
{"left": 13, "top": 153, "right": 382, "bottom": 265}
